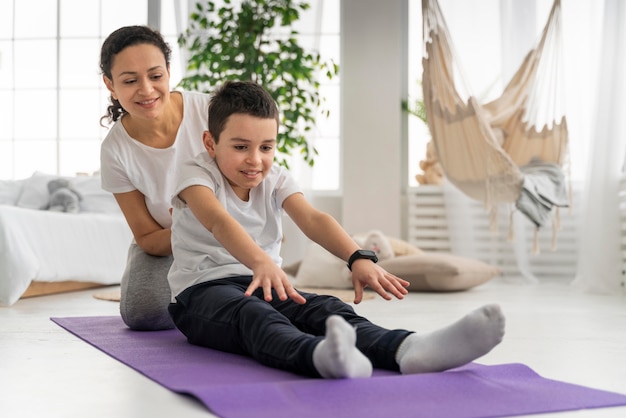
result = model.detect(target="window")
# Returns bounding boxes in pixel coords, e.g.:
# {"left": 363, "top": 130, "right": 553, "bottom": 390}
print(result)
{"left": 0, "top": 0, "right": 340, "bottom": 191}
{"left": 0, "top": 0, "right": 148, "bottom": 179}
{"left": 288, "top": 1, "right": 340, "bottom": 191}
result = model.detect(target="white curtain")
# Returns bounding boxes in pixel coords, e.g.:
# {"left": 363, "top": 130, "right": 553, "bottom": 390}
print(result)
{"left": 440, "top": 0, "right": 558, "bottom": 283}
{"left": 438, "top": 0, "right": 626, "bottom": 291}
{"left": 573, "top": 0, "right": 626, "bottom": 293}
{"left": 442, "top": 180, "right": 539, "bottom": 283}
{"left": 173, "top": 1, "right": 193, "bottom": 76}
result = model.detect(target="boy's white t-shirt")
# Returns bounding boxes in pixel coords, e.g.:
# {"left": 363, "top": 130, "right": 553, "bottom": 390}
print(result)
{"left": 100, "top": 91, "right": 210, "bottom": 229}
{"left": 168, "top": 152, "right": 302, "bottom": 298}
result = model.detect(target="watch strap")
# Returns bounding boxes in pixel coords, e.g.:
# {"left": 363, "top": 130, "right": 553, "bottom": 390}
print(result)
{"left": 347, "top": 249, "right": 378, "bottom": 271}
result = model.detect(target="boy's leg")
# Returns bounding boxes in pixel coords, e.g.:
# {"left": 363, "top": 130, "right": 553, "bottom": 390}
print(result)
{"left": 312, "top": 315, "right": 373, "bottom": 378}
{"left": 273, "top": 291, "right": 411, "bottom": 371}
{"left": 169, "top": 277, "right": 322, "bottom": 376}
{"left": 119, "top": 243, "right": 175, "bottom": 331}
{"left": 279, "top": 293, "right": 505, "bottom": 374}
{"left": 171, "top": 281, "right": 504, "bottom": 376}
{"left": 396, "top": 304, "right": 505, "bottom": 374}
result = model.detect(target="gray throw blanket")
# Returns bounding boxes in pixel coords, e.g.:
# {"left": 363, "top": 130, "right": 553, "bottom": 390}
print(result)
{"left": 515, "top": 158, "right": 569, "bottom": 227}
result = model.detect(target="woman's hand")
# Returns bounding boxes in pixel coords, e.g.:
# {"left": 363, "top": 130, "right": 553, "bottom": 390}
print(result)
{"left": 350, "top": 260, "right": 409, "bottom": 304}
{"left": 244, "top": 261, "right": 307, "bottom": 305}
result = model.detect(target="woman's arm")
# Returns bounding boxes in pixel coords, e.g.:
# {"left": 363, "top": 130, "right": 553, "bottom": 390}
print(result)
{"left": 283, "top": 193, "right": 409, "bottom": 303}
{"left": 114, "top": 190, "right": 172, "bottom": 256}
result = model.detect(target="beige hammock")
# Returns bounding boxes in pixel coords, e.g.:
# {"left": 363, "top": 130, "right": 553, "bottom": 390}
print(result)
{"left": 421, "top": 0, "right": 570, "bottom": 224}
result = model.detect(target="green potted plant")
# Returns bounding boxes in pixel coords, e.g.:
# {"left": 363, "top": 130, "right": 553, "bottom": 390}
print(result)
{"left": 402, "top": 80, "right": 427, "bottom": 124}
{"left": 178, "top": 0, "right": 339, "bottom": 168}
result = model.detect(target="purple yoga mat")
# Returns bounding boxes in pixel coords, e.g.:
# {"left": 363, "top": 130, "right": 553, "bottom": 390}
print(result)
{"left": 51, "top": 316, "right": 626, "bottom": 418}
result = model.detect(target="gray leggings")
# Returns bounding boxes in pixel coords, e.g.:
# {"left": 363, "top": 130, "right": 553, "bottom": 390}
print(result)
{"left": 119, "top": 243, "right": 175, "bottom": 330}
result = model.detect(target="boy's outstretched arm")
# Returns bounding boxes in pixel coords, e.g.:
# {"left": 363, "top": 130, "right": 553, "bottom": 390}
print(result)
{"left": 283, "top": 193, "right": 409, "bottom": 304}
{"left": 178, "top": 185, "right": 306, "bottom": 304}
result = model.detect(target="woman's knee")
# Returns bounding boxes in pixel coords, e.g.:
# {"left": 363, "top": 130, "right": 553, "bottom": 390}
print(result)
{"left": 120, "top": 298, "right": 174, "bottom": 330}
{"left": 119, "top": 277, "right": 174, "bottom": 330}
{"left": 120, "top": 245, "right": 174, "bottom": 330}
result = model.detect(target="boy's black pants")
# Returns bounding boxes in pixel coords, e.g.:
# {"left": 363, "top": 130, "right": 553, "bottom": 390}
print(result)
{"left": 169, "top": 276, "right": 411, "bottom": 377}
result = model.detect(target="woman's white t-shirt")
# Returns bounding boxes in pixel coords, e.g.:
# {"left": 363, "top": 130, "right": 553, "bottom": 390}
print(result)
{"left": 100, "top": 91, "right": 210, "bottom": 229}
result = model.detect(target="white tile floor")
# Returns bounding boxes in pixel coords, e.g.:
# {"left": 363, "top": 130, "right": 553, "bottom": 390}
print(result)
{"left": 2, "top": 278, "right": 626, "bottom": 418}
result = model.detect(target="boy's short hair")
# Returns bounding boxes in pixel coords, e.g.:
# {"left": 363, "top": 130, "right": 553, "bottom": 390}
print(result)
{"left": 208, "top": 81, "right": 279, "bottom": 142}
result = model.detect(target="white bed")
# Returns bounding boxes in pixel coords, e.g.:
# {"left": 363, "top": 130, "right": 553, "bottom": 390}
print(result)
{"left": 0, "top": 172, "right": 133, "bottom": 306}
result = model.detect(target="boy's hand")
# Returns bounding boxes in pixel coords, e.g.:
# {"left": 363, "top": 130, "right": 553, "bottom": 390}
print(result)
{"left": 244, "top": 263, "right": 306, "bottom": 305}
{"left": 350, "top": 260, "right": 409, "bottom": 304}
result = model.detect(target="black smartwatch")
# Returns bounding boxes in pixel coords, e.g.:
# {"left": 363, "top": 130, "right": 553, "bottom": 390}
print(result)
{"left": 347, "top": 249, "right": 378, "bottom": 271}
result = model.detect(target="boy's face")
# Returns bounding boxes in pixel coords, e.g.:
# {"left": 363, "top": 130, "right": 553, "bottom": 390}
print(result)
{"left": 203, "top": 113, "right": 278, "bottom": 201}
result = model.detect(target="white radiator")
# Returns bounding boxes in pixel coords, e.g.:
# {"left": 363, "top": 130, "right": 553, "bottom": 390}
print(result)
{"left": 406, "top": 185, "right": 580, "bottom": 280}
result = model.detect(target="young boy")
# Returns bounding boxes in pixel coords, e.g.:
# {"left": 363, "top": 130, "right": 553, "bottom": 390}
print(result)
{"left": 167, "top": 81, "right": 505, "bottom": 379}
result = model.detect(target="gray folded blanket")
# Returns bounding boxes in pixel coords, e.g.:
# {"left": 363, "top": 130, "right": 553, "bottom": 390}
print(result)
{"left": 515, "top": 158, "right": 569, "bottom": 227}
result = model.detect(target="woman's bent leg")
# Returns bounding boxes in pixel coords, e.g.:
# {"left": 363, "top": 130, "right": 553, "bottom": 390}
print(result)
{"left": 120, "top": 243, "right": 175, "bottom": 330}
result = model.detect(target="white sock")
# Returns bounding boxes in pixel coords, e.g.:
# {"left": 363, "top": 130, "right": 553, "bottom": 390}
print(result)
{"left": 396, "top": 304, "right": 505, "bottom": 374}
{"left": 312, "top": 315, "right": 373, "bottom": 379}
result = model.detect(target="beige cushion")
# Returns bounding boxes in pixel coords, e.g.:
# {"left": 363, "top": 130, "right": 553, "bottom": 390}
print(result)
{"left": 388, "top": 237, "right": 423, "bottom": 257}
{"left": 292, "top": 240, "right": 498, "bottom": 291}
{"left": 379, "top": 253, "right": 500, "bottom": 292}
{"left": 282, "top": 260, "right": 301, "bottom": 277}
{"left": 353, "top": 232, "right": 423, "bottom": 258}
{"left": 293, "top": 242, "right": 352, "bottom": 289}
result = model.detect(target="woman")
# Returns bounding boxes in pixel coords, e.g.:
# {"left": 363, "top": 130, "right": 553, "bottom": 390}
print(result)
{"left": 99, "top": 25, "right": 210, "bottom": 330}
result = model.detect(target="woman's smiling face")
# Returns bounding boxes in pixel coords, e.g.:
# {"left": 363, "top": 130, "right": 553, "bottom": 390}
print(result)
{"left": 103, "top": 43, "right": 171, "bottom": 121}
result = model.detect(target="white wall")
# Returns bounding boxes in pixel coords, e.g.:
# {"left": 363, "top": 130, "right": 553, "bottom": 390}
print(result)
{"left": 282, "top": 0, "right": 409, "bottom": 265}
{"left": 281, "top": 193, "right": 343, "bottom": 266}
{"left": 340, "top": 0, "right": 408, "bottom": 237}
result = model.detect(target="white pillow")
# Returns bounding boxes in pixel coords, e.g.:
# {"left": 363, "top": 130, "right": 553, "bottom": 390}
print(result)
{"left": 293, "top": 242, "right": 352, "bottom": 289}
{"left": 0, "top": 179, "right": 25, "bottom": 205}
{"left": 15, "top": 172, "right": 57, "bottom": 209}
{"left": 74, "top": 176, "right": 121, "bottom": 214}
{"left": 15, "top": 172, "right": 121, "bottom": 214}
